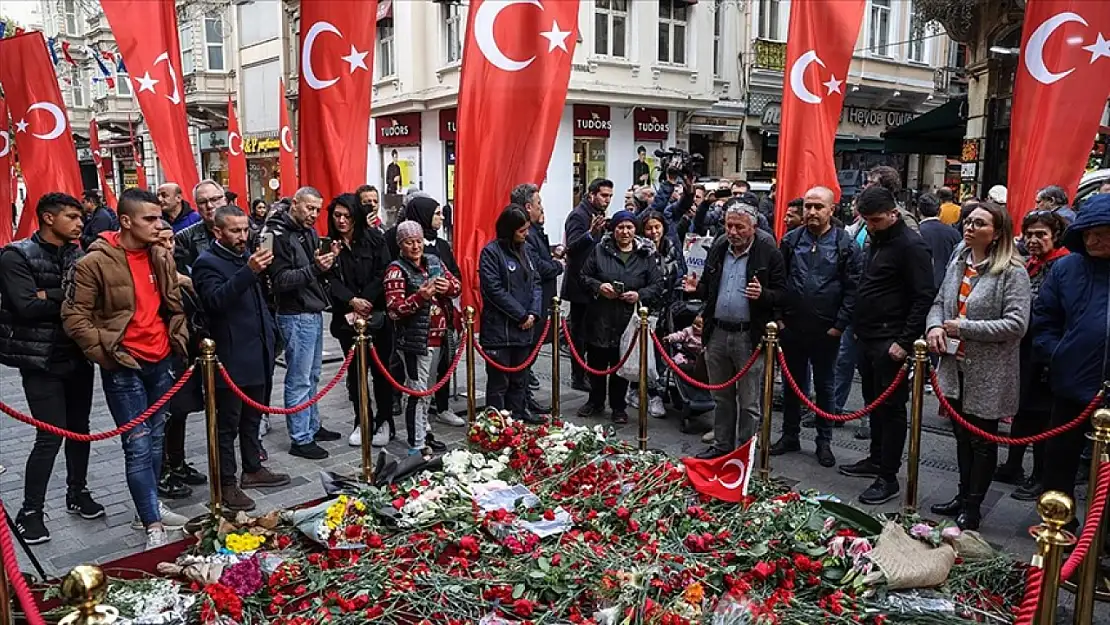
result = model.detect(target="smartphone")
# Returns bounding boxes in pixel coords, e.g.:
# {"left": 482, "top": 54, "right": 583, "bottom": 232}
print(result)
{"left": 714, "top": 188, "right": 731, "bottom": 199}
{"left": 429, "top": 264, "right": 444, "bottom": 279}
{"left": 613, "top": 281, "right": 625, "bottom": 294}
{"left": 318, "top": 237, "right": 332, "bottom": 254}
{"left": 259, "top": 231, "right": 274, "bottom": 253}
{"left": 945, "top": 338, "right": 961, "bottom": 355}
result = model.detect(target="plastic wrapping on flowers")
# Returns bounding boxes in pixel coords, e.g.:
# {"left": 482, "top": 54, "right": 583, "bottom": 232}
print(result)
{"left": 100, "top": 412, "right": 1027, "bottom": 625}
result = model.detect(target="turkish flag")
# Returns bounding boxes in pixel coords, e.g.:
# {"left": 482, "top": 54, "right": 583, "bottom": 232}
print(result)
{"left": 773, "top": 0, "right": 866, "bottom": 240}
{"left": 226, "top": 98, "right": 249, "bottom": 208}
{"left": 89, "top": 118, "right": 118, "bottom": 209}
{"left": 455, "top": 0, "right": 579, "bottom": 311}
{"left": 0, "top": 97, "right": 13, "bottom": 246}
{"left": 682, "top": 437, "right": 758, "bottom": 503}
{"left": 0, "top": 32, "right": 84, "bottom": 240}
{"left": 1008, "top": 1, "right": 1110, "bottom": 221}
{"left": 129, "top": 117, "right": 147, "bottom": 190}
{"left": 101, "top": 0, "right": 198, "bottom": 195}
{"left": 298, "top": 0, "right": 377, "bottom": 232}
{"left": 279, "top": 79, "right": 297, "bottom": 197}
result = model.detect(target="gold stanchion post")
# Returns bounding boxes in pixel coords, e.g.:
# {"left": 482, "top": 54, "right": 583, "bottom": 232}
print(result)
{"left": 550, "top": 297, "right": 561, "bottom": 418}
{"left": 1033, "top": 491, "right": 1077, "bottom": 625}
{"left": 355, "top": 319, "right": 373, "bottom": 483}
{"left": 200, "top": 339, "right": 222, "bottom": 518}
{"left": 905, "top": 339, "right": 928, "bottom": 514}
{"left": 637, "top": 307, "right": 649, "bottom": 452}
{"left": 1075, "top": 408, "right": 1110, "bottom": 624}
{"left": 0, "top": 555, "right": 11, "bottom": 625}
{"left": 758, "top": 322, "right": 778, "bottom": 482}
{"left": 465, "top": 306, "right": 477, "bottom": 425}
{"left": 59, "top": 565, "right": 118, "bottom": 625}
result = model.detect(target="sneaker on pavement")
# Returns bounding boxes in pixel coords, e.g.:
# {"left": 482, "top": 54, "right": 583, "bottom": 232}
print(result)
{"left": 701, "top": 430, "right": 716, "bottom": 444}
{"left": 859, "top": 477, "right": 900, "bottom": 505}
{"left": 133, "top": 502, "right": 189, "bottom": 530}
{"left": 838, "top": 458, "right": 883, "bottom": 478}
{"left": 221, "top": 484, "right": 257, "bottom": 512}
{"left": 648, "top": 396, "right": 666, "bottom": 418}
{"left": 769, "top": 437, "right": 801, "bottom": 456}
{"left": 241, "top": 467, "right": 291, "bottom": 489}
{"left": 314, "top": 427, "right": 342, "bottom": 442}
{"left": 577, "top": 404, "right": 603, "bottom": 419}
{"left": 626, "top": 390, "right": 640, "bottom": 409}
{"left": 290, "top": 442, "right": 329, "bottom": 460}
{"left": 66, "top": 489, "right": 106, "bottom": 520}
{"left": 170, "top": 461, "right": 208, "bottom": 486}
{"left": 528, "top": 370, "right": 541, "bottom": 390}
{"left": 157, "top": 473, "right": 192, "bottom": 499}
{"left": 436, "top": 411, "right": 467, "bottom": 427}
{"left": 348, "top": 427, "right": 362, "bottom": 447}
{"left": 15, "top": 509, "right": 50, "bottom": 545}
{"left": 145, "top": 527, "right": 170, "bottom": 550}
{"left": 816, "top": 442, "right": 836, "bottom": 468}
{"left": 372, "top": 423, "right": 391, "bottom": 447}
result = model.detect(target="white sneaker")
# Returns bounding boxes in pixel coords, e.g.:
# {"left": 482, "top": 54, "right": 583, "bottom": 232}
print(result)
{"left": 701, "top": 430, "right": 716, "bottom": 444}
{"left": 648, "top": 396, "right": 666, "bottom": 418}
{"left": 626, "top": 390, "right": 640, "bottom": 409}
{"left": 146, "top": 527, "right": 170, "bottom": 550}
{"left": 159, "top": 501, "right": 189, "bottom": 529}
{"left": 348, "top": 427, "right": 362, "bottom": 447}
{"left": 436, "top": 411, "right": 466, "bottom": 427}
{"left": 372, "top": 423, "right": 391, "bottom": 447}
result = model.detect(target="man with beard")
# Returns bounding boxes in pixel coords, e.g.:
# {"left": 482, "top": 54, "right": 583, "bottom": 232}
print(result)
{"left": 562, "top": 178, "right": 613, "bottom": 391}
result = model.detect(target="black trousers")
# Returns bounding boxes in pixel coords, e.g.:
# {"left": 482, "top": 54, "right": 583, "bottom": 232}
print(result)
{"left": 856, "top": 338, "right": 910, "bottom": 481}
{"left": 587, "top": 345, "right": 629, "bottom": 411}
{"left": 569, "top": 302, "right": 590, "bottom": 381}
{"left": 1002, "top": 407, "right": 1049, "bottom": 479}
{"left": 214, "top": 385, "right": 264, "bottom": 485}
{"left": 337, "top": 328, "right": 394, "bottom": 432}
{"left": 21, "top": 364, "right": 94, "bottom": 512}
{"left": 484, "top": 346, "right": 530, "bottom": 417}
{"left": 948, "top": 384, "right": 999, "bottom": 506}
{"left": 164, "top": 412, "right": 188, "bottom": 468}
{"left": 1043, "top": 397, "right": 1093, "bottom": 506}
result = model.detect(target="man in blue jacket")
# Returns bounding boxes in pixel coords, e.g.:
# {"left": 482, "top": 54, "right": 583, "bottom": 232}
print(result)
{"left": 1033, "top": 193, "right": 1110, "bottom": 513}
{"left": 562, "top": 178, "right": 612, "bottom": 391}
{"left": 513, "top": 183, "right": 562, "bottom": 413}
{"left": 193, "top": 205, "right": 290, "bottom": 511}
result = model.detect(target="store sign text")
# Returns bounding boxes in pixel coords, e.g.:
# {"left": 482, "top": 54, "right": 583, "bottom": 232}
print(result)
{"left": 761, "top": 103, "right": 918, "bottom": 130}
{"left": 243, "top": 137, "right": 281, "bottom": 154}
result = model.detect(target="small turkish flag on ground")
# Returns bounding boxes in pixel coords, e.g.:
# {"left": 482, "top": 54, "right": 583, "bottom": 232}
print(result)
{"left": 682, "top": 437, "right": 758, "bottom": 503}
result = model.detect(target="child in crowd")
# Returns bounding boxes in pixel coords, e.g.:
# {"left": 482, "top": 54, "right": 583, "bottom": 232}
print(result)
{"left": 662, "top": 315, "right": 704, "bottom": 371}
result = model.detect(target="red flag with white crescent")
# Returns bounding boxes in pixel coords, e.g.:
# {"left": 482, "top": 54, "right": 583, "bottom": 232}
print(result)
{"left": 773, "top": 0, "right": 865, "bottom": 240}
{"left": 101, "top": 0, "right": 198, "bottom": 195}
{"left": 0, "top": 97, "right": 13, "bottom": 246}
{"left": 0, "top": 32, "right": 84, "bottom": 240}
{"left": 1008, "top": 0, "right": 1110, "bottom": 221}
{"left": 279, "top": 79, "right": 297, "bottom": 197}
{"left": 89, "top": 118, "right": 118, "bottom": 209}
{"left": 455, "top": 0, "right": 579, "bottom": 312}
{"left": 682, "top": 437, "right": 757, "bottom": 503}
{"left": 298, "top": 0, "right": 377, "bottom": 232}
{"left": 226, "top": 98, "right": 249, "bottom": 208}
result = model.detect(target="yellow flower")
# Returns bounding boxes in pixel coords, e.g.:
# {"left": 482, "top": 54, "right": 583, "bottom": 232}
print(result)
{"left": 225, "top": 532, "right": 266, "bottom": 553}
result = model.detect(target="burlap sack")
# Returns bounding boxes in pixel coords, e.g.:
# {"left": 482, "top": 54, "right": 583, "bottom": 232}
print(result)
{"left": 869, "top": 521, "right": 956, "bottom": 590}
{"left": 950, "top": 530, "right": 994, "bottom": 561}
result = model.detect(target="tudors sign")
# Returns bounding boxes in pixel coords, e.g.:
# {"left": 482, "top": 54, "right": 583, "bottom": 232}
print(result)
{"left": 376, "top": 113, "right": 422, "bottom": 146}
{"left": 573, "top": 104, "right": 611, "bottom": 138}
{"left": 761, "top": 102, "right": 918, "bottom": 132}
{"left": 633, "top": 107, "right": 670, "bottom": 142}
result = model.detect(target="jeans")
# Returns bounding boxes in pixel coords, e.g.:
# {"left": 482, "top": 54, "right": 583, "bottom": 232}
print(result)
{"left": 586, "top": 345, "right": 630, "bottom": 412}
{"left": 781, "top": 330, "right": 839, "bottom": 445}
{"left": 402, "top": 347, "right": 444, "bottom": 449}
{"left": 20, "top": 364, "right": 94, "bottom": 512}
{"left": 833, "top": 326, "right": 858, "bottom": 413}
{"left": 856, "top": 338, "right": 910, "bottom": 481}
{"left": 706, "top": 329, "right": 762, "bottom": 450}
{"left": 569, "top": 302, "right": 589, "bottom": 381}
{"left": 215, "top": 385, "right": 264, "bottom": 484}
{"left": 484, "top": 346, "right": 530, "bottom": 418}
{"left": 277, "top": 312, "right": 324, "bottom": 446}
{"left": 102, "top": 357, "right": 175, "bottom": 527}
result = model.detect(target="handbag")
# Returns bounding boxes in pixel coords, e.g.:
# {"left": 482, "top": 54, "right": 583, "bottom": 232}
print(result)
{"left": 618, "top": 310, "right": 659, "bottom": 384}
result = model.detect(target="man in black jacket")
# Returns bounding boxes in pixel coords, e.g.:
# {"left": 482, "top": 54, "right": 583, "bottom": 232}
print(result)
{"left": 79, "top": 190, "right": 118, "bottom": 250}
{"left": 838, "top": 186, "right": 936, "bottom": 505}
{"left": 266, "top": 186, "right": 341, "bottom": 459}
{"left": 916, "top": 193, "right": 961, "bottom": 289}
{"left": 513, "top": 183, "right": 562, "bottom": 412}
{"left": 684, "top": 201, "right": 787, "bottom": 459}
{"left": 0, "top": 193, "right": 102, "bottom": 544}
{"left": 562, "top": 178, "right": 612, "bottom": 391}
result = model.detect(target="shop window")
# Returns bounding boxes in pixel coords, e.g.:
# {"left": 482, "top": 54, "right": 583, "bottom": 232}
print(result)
{"left": 757, "top": 0, "right": 781, "bottom": 41}
{"left": 573, "top": 138, "right": 608, "bottom": 206}
{"left": 594, "top": 0, "right": 628, "bottom": 59}
{"left": 869, "top": 0, "right": 891, "bottom": 57}
{"left": 658, "top": 0, "right": 687, "bottom": 65}
{"left": 205, "top": 15, "right": 226, "bottom": 71}
{"left": 180, "top": 23, "right": 195, "bottom": 74}
{"left": 378, "top": 20, "right": 396, "bottom": 78}
{"left": 443, "top": 2, "right": 464, "bottom": 65}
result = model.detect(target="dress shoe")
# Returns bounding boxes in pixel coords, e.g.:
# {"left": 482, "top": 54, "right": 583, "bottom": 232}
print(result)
{"left": 854, "top": 424, "right": 871, "bottom": 440}
{"left": 838, "top": 458, "right": 882, "bottom": 478}
{"left": 695, "top": 446, "right": 730, "bottom": 460}
{"left": 930, "top": 495, "right": 964, "bottom": 517}
{"left": 425, "top": 433, "right": 447, "bottom": 453}
{"left": 956, "top": 508, "right": 981, "bottom": 531}
{"left": 859, "top": 477, "right": 900, "bottom": 505}
{"left": 241, "top": 468, "right": 291, "bottom": 489}
{"left": 314, "top": 427, "right": 342, "bottom": 442}
{"left": 815, "top": 442, "right": 836, "bottom": 468}
{"left": 769, "top": 437, "right": 801, "bottom": 456}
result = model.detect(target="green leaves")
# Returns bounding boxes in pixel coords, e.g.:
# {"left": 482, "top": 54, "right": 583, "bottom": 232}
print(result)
{"left": 818, "top": 500, "right": 884, "bottom": 536}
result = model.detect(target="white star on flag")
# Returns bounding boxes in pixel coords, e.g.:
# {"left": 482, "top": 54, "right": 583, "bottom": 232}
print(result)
{"left": 823, "top": 74, "right": 843, "bottom": 95}
{"left": 341, "top": 45, "right": 369, "bottom": 73}
{"left": 541, "top": 20, "right": 572, "bottom": 54}
{"left": 135, "top": 71, "right": 159, "bottom": 94}
{"left": 1083, "top": 32, "right": 1110, "bottom": 64}
{"left": 15, "top": 119, "right": 28, "bottom": 133}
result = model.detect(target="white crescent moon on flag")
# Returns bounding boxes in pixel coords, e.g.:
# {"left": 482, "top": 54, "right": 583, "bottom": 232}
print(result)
{"left": 153, "top": 52, "right": 182, "bottom": 104}
{"left": 0, "top": 131, "right": 9, "bottom": 157}
{"left": 302, "top": 21, "right": 342, "bottom": 90}
{"left": 789, "top": 50, "right": 825, "bottom": 105}
{"left": 474, "top": 0, "right": 541, "bottom": 72}
{"left": 1024, "top": 12, "right": 1087, "bottom": 85}
{"left": 717, "top": 459, "right": 746, "bottom": 490}
{"left": 280, "top": 126, "right": 294, "bottom": 152}
{"left": 228, "top": 131, "right": 243, "bottom": 156}
{"left": 26, "top": 102, "right": 66, "bottom": 140}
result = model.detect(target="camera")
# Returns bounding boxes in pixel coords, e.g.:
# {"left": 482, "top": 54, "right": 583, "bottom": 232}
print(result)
{"left": 654, "top": 146, "right": 705, "bottom": 180}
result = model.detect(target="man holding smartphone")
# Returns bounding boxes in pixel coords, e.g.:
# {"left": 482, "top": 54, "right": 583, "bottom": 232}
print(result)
{"left": 265, "top": 186, "right": 340, "bottom": 460}
{"left": 562, "top": 178, "right": 613, "bottom": 392}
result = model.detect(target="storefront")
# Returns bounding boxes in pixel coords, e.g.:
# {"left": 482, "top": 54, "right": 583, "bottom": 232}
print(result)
{"left": 243, "top": 133, "right": 281, "bottom": 203}
{"left": 439, "top": 109, "right": 457, "bottom": 203}
{"left": 572, "top": 105, "right": 610, "bottom": 205}
{"left": 375, "top": 112, "right": 422, "bottom": 225}
{"left": 199, "top": 129, "right": 230, "bottom": 192}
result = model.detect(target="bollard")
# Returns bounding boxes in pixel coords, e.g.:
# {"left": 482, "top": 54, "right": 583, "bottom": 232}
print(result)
{"left": 638, "top": 307, "right": 650, "bottom": 452}
{"left": 758, "top": 322, "right": 778, "bottom": 482}
{"left": 0, "top": 556, "right": 10, "bottom": 625}
{"left": 465, "top": 306, "right": 477, "bottom": 426}
{"left": 905, "top": 339, "right": 929, "bottom": 514}
{"left": 551, "top": 297, "right": 561, "bottom": 418}
{"left": 1075, "top": 408, "right": 1110, "bottom": 624}
{"left": 354, "top": 319, "right": 373, "bottom": 484}
{"left": 59, "top": 565, "right": 118, "bottom": 625}
{"left": 200, "top": 339, "right": 222, "bottom": 519}
{"left": 1033, "top": 491, "right": 1077, "bottom": 625}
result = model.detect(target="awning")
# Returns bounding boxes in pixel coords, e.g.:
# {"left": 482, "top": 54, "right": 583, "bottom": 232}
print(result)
{"left": 882, "top": 97, "right": 967, "bottom": 156}
{"left": 762, "top": 133, "right": 885, "bottom": 153}
{"left": 377, "top": 0, "right": 392, "bottom": 22}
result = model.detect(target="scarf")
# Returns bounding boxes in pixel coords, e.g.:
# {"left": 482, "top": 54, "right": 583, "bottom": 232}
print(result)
{"left": 1026, "top": 247, "right": 1069, "bottom": 278}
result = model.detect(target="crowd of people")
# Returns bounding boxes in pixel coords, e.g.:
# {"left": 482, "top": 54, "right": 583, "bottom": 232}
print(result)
{"left": 1, "top": 165, "right": 1108, "bottom": 552}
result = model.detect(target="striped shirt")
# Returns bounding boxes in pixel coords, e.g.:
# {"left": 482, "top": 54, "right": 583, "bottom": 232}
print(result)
{"left": 955, "top": 263, "right": 978, "bottom": 360}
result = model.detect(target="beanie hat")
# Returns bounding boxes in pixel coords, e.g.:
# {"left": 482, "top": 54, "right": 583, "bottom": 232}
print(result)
{"left": 610, "top": 210, "right": 636, "bottom": 229}
{"left": 396, "top": 220, "right": 424, "bottom": 244}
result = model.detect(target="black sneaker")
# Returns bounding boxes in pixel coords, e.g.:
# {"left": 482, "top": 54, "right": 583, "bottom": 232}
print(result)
{"left": 425, "top": 433, "right": 448, "bottom": 453}
{"left": 290, "top": 441, "right": 329, "bottom": 460}
{"left": 769, "top": 437, "right": 801, "bottom": 456}
{"left": 15, "top": 509, "right": 50, "bottom": 545}
{"left": 170, "top": 461, "right": 208, "bottom": 486}
{"left": 815, "top": 442, "right": 836, "bottom": 468}
{"left": 576, "top": 403, "right": 603, "bottom": 419}
{"left": 66, "top": 489, "right": 106, "bottom": 520}
{"left": 838, "top": 458, "right": 883, "bottom": 478}
{"left": 859, "top": 477, "right": 900, "bottom": 505}
{"left": 314, "top": 427, "right": 342, "bottom": 442}
{"left": 157, "top": 473, "right": 193, "bottom": 499}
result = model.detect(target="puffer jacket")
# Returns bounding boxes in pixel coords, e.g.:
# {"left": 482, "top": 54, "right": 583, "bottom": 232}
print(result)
{"left": 478, "top": 239, "right": 542, "bottom": 349}
{"left": 647, "top": 234, "right": 686, "bottom": 316}
{"left": 580, "top": 235, "right": 663, "bottom": 349}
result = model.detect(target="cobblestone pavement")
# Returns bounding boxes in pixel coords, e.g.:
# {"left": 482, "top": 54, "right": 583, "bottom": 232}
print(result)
{"left": 0, "top": 327, "right": 1104, "bottom": 620}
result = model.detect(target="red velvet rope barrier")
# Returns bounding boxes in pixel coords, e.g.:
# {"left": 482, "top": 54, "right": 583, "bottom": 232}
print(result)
{"left": 1013, "top": 565, "right": 1043, "bottom": 625}
{"left": 777, "top": 348, "right": 909, "bottom": 422}
{"left": 0, "top": 506, "right": 47, "bottom": 625}
{"left": 930, "top": 369, "right": 1104, "bottom": 445}
{"left": 651, "top": 331, "right": 761, "bottom": 391}
{"left": 0, "top": 366, "right": 195, "bottom": 442}
{"left": 218, "top": 349, "right": 354, "bottom": 415}
{"left": 474, "top": 318, "right": 551, "bottom": 373}
{"left": 369, "top": 333, "right": 466, "bottom": 397}
{"left": 1061, "top": 461, "right": 1110, "bottom": 581}
{"left": 560, "top": 320, "right": 638, "bottom": 377}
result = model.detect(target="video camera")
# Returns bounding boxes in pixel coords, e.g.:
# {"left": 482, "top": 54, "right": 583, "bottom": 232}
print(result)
{"left": 654, "top": 146, "right": 704, "bottom": 180}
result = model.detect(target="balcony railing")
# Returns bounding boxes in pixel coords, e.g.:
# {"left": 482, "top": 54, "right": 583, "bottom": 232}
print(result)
{"left": 754, "top": 39, "right": 786, "bottom": 71}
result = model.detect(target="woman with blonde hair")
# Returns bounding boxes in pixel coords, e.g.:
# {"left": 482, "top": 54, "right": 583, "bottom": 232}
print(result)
{"left": 926, "top": 201, "right": 1031, "bottom": 530}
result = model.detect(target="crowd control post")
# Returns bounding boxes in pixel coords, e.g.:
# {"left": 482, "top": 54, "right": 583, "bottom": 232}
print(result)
{"left": 200, "top": 339, "right": 222, "bottom": 519}
{"left": 58, "top": 565, "right": 117, "bottom": 625}
{"left": 905, "top": 340, "right": 929, "bottom": 514}
{"left": 1033, "top": 491, "right": 1076, "bottom": 625}
{"left": 638, "top": 307, "right": 650, "bottom": 452}
{"left": 465, "top": 307, "right": 477, "bottom": 426}
{"left": 355, "top": 319, "right": 374, "bottom": 484}
{"left": 550, "top": 297, "right": 562, "bottom": 418}
{"left": 759, "top": 323, "right": 779, "bottom": 482}
{"left": 1075, "top": 408, "right": 1110, "bottom": 624}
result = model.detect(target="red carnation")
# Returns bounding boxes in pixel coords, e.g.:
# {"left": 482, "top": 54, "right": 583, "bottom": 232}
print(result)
{"left": 366, "top": 534, "right": 384, "bottom": 548}
{"left": 543, "top": 509, "right": 556, "bottom": 521}
{"left": 752, "top": 561, "right": 777, "bottom": 580}
{"left": 514, "top": 598, "right": 536, "bottom": 617}
{"left": 616, "top": 507, "right": 630, "bottom": 520}
{"left": 459, "top": 535, "right": 480, "bottom": 554}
